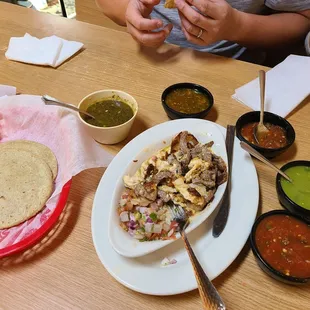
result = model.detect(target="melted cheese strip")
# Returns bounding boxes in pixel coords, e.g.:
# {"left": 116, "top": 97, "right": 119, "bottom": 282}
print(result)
{"left": 173, "top": 177, "right": 205, "bottom": 206}
{"left": 185, "top": 157, "right": 210, "bottom": 183}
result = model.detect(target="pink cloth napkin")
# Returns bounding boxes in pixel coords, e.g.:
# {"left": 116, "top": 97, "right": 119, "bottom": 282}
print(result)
{"left": 0, "top": 95, "right": 114, "bottom": 248}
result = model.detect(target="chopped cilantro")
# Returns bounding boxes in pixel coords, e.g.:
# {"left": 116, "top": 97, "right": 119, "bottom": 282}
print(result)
{"left": 149, "top": 213, "right": 157, "bottom": 222}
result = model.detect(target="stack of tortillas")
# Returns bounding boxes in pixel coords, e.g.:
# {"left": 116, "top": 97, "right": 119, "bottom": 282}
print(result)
{"left": 0, "top": 140, "right": 58, "bottom": 229}
{"left": 164, "top": 0, "right": 176, "bottom": 8}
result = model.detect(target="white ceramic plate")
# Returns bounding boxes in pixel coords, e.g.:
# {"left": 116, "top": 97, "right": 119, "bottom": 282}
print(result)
{"left": 107, "top": 119, "right": 227, "bottom": 258}
{"left": 92, "top": 122, "right": 259, "bottom": 296}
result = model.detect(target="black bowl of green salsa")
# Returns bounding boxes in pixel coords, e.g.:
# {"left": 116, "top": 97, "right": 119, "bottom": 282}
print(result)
{"left": 161, "top": 83, "right": 214, "bottom": 120}
{"left": 276, "top": 161, "right": 310, "bottom": 224}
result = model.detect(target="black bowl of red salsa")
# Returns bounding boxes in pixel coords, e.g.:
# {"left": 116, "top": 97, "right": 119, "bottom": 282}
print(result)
{"left": 236, "top": 111, "right": 295, "bottom": 159}
{"left": 161, "top": 83, "right": 214, "bottom": 120}
{"left": 250, "top": 210, "right": 310, "bottom": 285}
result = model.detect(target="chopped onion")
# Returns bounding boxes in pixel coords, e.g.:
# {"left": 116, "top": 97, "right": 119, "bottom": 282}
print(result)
{"left": 139, "top": 207, "right": 148, "bottom": 214}
{"left": 128, "top": 229, "right": 135, "bottom": 237}
{"left": 129, "top": 213, "right": 136, "bottom": 222}
{"left": 134, "top": 233, "right": 144, "bottom": 240}
{"left": 146, "top": 217, "right": 153, "bottom": 223}
{"left": 120, "top": 211, "right": 129, "bottom": 222}
{"left": 145, "top": 223, "right": 154, "bottom": 233}
{"left": 153, "top": 224, "right": 162, "bottom": 234}
{"left": 161, "top": 257, "right": 177, "bottom": 267}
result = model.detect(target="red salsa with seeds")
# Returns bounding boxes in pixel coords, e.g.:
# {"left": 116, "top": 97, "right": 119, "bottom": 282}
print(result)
{"left": 241, "top": 122, "right": 287, "bottom": 148}
{"left": 255, "top": 214, "right": 310, "bottom": 278}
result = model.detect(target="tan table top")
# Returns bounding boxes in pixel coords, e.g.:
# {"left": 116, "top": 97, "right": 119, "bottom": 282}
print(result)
{"left": 0, "top": 3, "right": 309, "bottom": 310}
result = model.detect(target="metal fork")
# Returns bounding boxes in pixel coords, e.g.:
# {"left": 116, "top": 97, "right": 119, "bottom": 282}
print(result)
{"left": 168, "top": 203, "right": 226, "bottom": 310}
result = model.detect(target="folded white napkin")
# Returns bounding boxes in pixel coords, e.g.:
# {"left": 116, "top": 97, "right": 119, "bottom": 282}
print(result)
{"left": 232, "top": 55, "right": 310, "bottom": 118}
{"left": 0, "top": 84, "right": 16, "bottom": 98}
{"left": 5, "top": 33, "right": 84, "bottom": 68}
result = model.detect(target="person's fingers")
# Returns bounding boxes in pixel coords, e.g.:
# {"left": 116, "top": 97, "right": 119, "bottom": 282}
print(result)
{"left": 127, "top": 22, "right": 172, "bottom": 47}
{"left": 178, "top": 11, "right": 201, "bottom": 37}
{"left": 180, "top": 24, "right": 204, "bottom": 46}
{"left": 186, "top": 0, "right": 223, "bottom": 20}
{"left": 126, "top": 7, "right": 163, "bottom": 31}
{"left": 140, "top": 0, "right": 161, "bottom": 6}
{"left": 175, "top": 0, "right": 214, "bottom": 30}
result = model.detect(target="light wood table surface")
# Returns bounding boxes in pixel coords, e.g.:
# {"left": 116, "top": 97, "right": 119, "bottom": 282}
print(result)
{"left": 0, "top": 3, "right": 309, "bottom": 310}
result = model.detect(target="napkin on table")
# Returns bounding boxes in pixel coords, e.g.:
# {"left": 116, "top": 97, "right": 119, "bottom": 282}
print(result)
{"left": 0, "top": 95, "right": 114, "bottom": 248}
{"left": 5, "top": 33, "right": 84, "bottom": 68}
{"left": 232, "top": 55, "right": 310, "bottom": 118}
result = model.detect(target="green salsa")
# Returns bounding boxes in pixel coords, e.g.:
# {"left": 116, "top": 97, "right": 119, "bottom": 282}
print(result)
{"left": 82, "top": 99, "right": 134, "bottom": 127}
{"left": 281, "top": 166, "right": 310, "bottom": 210}
{"left": 165, "top": 88, "right": 210, "bottom": 114}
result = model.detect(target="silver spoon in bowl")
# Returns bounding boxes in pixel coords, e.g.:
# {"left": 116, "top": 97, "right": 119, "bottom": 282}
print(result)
{"left": 42, "top": 95, "right": 96, "bottom": 120}
{"left": 240, "top": 141, "right": 292, "bottom": 182}
{"left": 254, "top": 70, "right": 270, "bottom": 144}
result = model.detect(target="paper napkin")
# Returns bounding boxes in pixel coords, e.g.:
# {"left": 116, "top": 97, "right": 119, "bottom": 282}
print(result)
{"left": 232, "top": 55, "right": 310, "bottom": 118}
{"left": 5, "top": 33, "right": 84, "bottom": 68}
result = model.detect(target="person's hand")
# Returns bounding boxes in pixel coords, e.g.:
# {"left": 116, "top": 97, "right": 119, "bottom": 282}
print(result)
{"left": 174, "top": 0, "right": 241, "bottom": 46}
{"left": 126, "top": 0, "right": 173, "bottom": 48}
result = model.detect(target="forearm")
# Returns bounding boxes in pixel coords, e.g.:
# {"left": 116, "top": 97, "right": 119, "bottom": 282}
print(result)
{"left": 233, "top": 11, "right": 310, "bottom": 48}
{"left": 95, "top": 0, "right": 129, "bottom": 26}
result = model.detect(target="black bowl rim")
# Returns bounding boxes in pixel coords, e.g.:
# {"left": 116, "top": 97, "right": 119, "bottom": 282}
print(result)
{"left": 161, "top": 83, "right": 214, "bottom": 118}
{"left": 235, "top": 111, "right": 296, "bottom": 152}
{"left": 276, "top": 160, "right": 310, "bottom": 215}
{"left": 250, "top": 209, "right": 310, "bottom": 283}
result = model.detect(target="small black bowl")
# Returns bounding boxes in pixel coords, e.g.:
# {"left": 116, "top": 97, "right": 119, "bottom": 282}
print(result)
{"left": 250, "top": 210, "right": 310, "bottom": 285}
{"left": 161, "top": 83, "right": 214, "bottom": 120}
{"left": 235, "top": 111, "right": 295, "bottom": 159}
{"left": 276, "top": 161, "right": 310, "bottom": 224}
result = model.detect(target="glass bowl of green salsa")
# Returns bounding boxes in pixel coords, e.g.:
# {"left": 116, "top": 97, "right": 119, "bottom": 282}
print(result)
{"left": 276, "top": 161, "right": 310, "bottom": 224}
{"left": 78, "top": 90, "right": 138, "bottom": 144}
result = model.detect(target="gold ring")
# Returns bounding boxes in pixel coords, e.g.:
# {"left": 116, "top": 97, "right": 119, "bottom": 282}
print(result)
{"left": 197, "top": 29, "right": 203, "bottom": 39}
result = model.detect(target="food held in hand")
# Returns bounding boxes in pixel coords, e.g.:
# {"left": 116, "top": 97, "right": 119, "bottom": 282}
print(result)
{"left": 281, "top": 166, "right": 310, "bottom": 211}
{"left": 255, "top": 214, "right": 310, "bottom": 278}
{"left": 81, "top": 98, "right": 134, "bottom": 127}
{"left": 241, "top": 122, "right": 288, "bottom": 148}
{"left": 117, "top": 131, "right": 227, "bottom": 241}
{"left": 165, "top": 88, "right": 210, "bottom": 114}
{"left": 164, "top": 0, "right": 176, "bottom": 8}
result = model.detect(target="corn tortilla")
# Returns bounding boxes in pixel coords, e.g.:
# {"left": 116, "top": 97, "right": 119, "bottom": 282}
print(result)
{"left": 0, "top": 149, "right": 53, "bottom": 229}
{"left": 0, "top": 140, "right": 58, "bottom": 180}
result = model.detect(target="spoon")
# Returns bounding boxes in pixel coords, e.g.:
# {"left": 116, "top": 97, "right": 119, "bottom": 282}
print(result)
{"left": 168, "top": 202, "right": 226, "bottom": 310}
{"left": 254, "top": 70, "right": 269, "bottom": 144}
{"left": 42, "top": 95, "right": 96, "bottom": 120}
{"left": 240, "top": 141, "right": 292, "bottom": 182}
